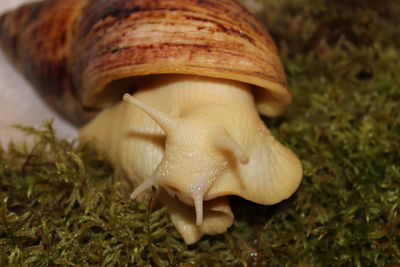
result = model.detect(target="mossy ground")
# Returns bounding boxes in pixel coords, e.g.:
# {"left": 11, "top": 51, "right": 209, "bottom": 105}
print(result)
{"left": 1, "top": 0, "right": 399, "bottom": 266}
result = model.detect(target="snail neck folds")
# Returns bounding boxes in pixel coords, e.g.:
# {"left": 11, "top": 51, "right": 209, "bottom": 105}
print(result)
{"left": 79, "top": 74, "right": 302, "bottom": 244}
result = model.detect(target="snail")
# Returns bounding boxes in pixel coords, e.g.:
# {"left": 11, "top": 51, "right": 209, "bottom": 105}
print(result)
{"left": 0, "top": 0, "right": 303, "bottom": 244}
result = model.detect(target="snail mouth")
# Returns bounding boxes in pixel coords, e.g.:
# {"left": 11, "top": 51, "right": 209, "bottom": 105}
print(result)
{"left": 167, "top": 189, "right": 221, "bottom": 207}
{"left": 164, "top": 186, "right": 195, "bottom": 206}
{"left": 177, "top": 193, "right": 194, "bottom": 206}
{"left": 164, "top": 185, "right": 207, "bottom": 226}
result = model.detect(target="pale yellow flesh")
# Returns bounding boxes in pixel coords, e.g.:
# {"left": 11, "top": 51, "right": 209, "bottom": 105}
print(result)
{"left": 80, "top": 75, "right": 302, "bottom": 244}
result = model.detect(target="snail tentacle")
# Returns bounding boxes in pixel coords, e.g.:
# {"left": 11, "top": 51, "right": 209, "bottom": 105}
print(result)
{"left": 130, "top": 170, "right": 159, "bottom": 200}
{"left": 193, "top": 193, "right": 204, "bottom": 226}
{"left": 210, "top": 127, "right": 249, "bottom": 165}
{"left": 123, "top": 93, "right": 179, "bottom": 133}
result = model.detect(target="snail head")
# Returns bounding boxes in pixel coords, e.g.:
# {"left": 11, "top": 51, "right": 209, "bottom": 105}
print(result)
{"left": 123, "top": 94, "right": 248, "bottom": 226}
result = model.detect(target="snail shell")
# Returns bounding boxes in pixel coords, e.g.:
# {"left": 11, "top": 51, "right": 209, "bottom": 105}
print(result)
{"left": 0, "top": 0, "right": 302, "bottom": 244}
{"left": 0, "top": 0, "right": 291, "bottom": 125}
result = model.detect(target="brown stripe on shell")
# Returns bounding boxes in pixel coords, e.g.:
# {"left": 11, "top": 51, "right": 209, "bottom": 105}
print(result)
{"left": 182, "top": 15, "right": 256, "bottom": 45}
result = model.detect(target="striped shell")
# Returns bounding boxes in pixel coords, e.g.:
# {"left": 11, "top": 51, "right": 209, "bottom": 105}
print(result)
{"left": 0, "top": 0, "right": 291, "bottom": 125}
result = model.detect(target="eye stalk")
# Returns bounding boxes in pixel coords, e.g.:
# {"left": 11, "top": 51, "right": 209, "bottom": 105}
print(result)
{"left": 209, "top": 127, "right": 249, "bottom": 165}
{"left": 123, "top": 93, "right": 179, "bottom": 133}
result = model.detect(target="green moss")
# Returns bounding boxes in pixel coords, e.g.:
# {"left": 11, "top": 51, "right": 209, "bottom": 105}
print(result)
{"left": 1, "top": 1, "right": 400, "bottom": 266}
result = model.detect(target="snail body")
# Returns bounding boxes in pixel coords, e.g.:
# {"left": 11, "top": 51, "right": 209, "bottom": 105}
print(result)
{"left": 0, "top": 0, "right": 303, "bottom": 244}
{"left": 81, "top": 75, "right": 301, "bottom": 243}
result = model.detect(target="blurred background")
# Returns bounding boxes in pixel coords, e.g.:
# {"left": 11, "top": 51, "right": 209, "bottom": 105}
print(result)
{"left": 0, "top": 0, "right": 77, "bottom": 147}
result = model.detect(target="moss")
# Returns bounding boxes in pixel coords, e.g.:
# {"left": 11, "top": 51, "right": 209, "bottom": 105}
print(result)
{"left": 1, "top": 0, "right": 400, "bottom": 266}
